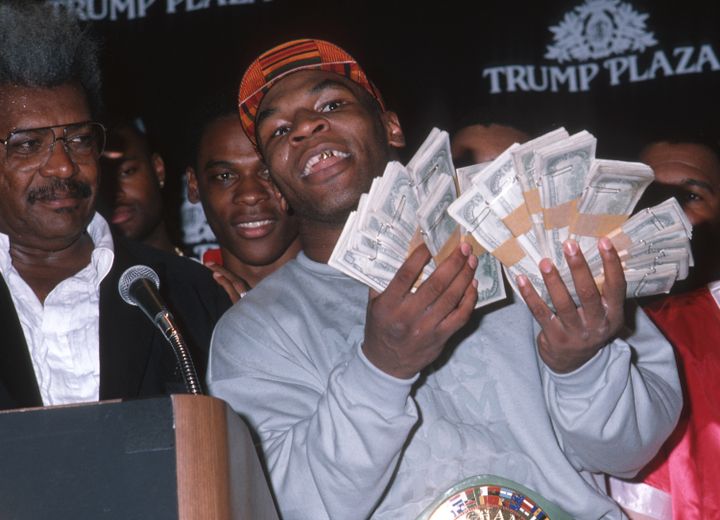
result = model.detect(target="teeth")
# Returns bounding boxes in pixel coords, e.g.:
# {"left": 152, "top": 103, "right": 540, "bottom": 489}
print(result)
{"left": 237, "top": 219, "right": 273, "bottom": 229}
{"left": 302, "top": 149, "right": 350, "bottom": 176}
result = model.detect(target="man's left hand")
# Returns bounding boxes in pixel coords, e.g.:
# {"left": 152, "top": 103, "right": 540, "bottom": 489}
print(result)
{"left": 206, "top": 262, "right": 250, "bottom": 304}
{"left": 516, "top": 237, "right": 626, "bottom": 373}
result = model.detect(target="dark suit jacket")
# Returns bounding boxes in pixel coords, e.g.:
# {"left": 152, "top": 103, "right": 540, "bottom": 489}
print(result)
{"left": 0, "top": 235, "right": 232, "bottom": 411}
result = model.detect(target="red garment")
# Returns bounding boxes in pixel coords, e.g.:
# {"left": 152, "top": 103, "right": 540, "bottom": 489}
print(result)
{"left": 641, "top": 287, "right": 720, "bottom": 518}
{"left": 201, "top": 247, "right": 223, "bottom": 266}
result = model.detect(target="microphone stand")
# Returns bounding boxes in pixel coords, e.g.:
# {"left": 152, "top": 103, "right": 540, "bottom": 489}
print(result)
{"left": 154, "top": 310, "right": 203, "bottom": 395}
{"left": 119, "top": 267, "right": 203, "bottom": 396}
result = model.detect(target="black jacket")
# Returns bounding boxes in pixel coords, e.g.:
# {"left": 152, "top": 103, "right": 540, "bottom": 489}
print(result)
{"left": 0, "top": 235, "right": 232, "bottom": 411}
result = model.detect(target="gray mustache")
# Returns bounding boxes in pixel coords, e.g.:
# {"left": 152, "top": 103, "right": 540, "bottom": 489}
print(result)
{"left": 28, "top": 179, "right": 92, "bottom": 204}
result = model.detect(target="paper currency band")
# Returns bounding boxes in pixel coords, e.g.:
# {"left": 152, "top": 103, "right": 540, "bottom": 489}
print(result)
{"left": 570, "top": 213, "right": 628, "bottom": 237}
{"left": 465, "top": 235, "right": 487, "bottom": 257}
{"left": 524, "top": 188, "right": 542, "bottom": 214}
{"left": 607, "top": 228, "right": 634, "bottom": 252}
{"left": 543, "top": 199, "right": 579, "bottom": 229}
{"left": 238, "top": 38, "right": 386, "bottom": 147}
{"left": 434, "top": 228, "right": 463, "bottom": 264}
{"left": 502, "top": 205, "right": 533, "bottom": 237}
{"left": 493, "top": 237, "right": 526, "bottom": 267}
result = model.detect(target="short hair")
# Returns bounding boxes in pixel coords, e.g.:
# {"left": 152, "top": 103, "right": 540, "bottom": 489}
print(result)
{"left": 639, "top": 129, "right": 720, "bottom": 164}
{"left": 103, "top": 115, "right": 158, "bottom": 156}
{"left": 0, "top": 1, "right": 102, "bottom": 116}
{"left": 185, "top": 90, "right": 240, "bottom": 170}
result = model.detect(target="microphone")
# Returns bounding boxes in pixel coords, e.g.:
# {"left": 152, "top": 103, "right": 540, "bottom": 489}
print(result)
{"left": 118, "top": 265, "right": 202, "bottom": 395}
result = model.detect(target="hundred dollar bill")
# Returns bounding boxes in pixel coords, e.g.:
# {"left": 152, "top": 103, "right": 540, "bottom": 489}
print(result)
{"left": 622, "top": 264, "right": 679, "bottom": 298}
{"left": 626, "top": 228, "right": 694, "bottom": 266}
{"left": 449, "top": 188, "right": 541, "bottom": 271}
{"left": 470, "top": 144, "right": 521, "bottom": 199}
{"left": 579, "top": 246, "right": 690, "bottom": 289}
{"left": 626, "top": 264, "right": 679, "bottom": 297}
{"left": 535, "top": 130, "right": 597, "bottom": 268}
{"left": 351, "top": 225, "right": 405, "bottom": 269}
{"left": 353, "top": 164, "right": 416, "bottom": 259}
{"left": 448, "top": 187, "right": 548, "bottom": 301}
{"left": 583, "top": 197, "right": 692, "bottom": 270}
{"left": 367, "top": 162, "right": 419, "bottom": 243}
{"left": 510, "top": 127, "right": 569, "bottom": 258}
{"left": 409, "top": 127, "right": 441, "bottom": 168}
{"left": 417, "top": 174, "right": 507, "bottom": 308}
{"left": 473, "top": 253, "right": 506, "bottom": 308}
{"left": 441, "top": 160, "right": 509, "bottom": 307}
{"left": 456, "top": 162, "right": 490, "bottom": 194}
{"left": 471, "top": 144, "right": 543, "bottom": 265}
{"left": 570, "top": 159, "right": 654, "bottom": 255}
{"left": 574, "top": 263, "right": 680, "bottom": 302}
{"left": 407, "top": 128, "right": 455, "bottom": 200}
{"left": 585, "top": 224, "right": 694, "bottom": 278}
{"left": 329, "top": 211, "right": 394, "bottom": 292}
{"left": 357, "top": 174, "right": 435, "bottom": 280}
{"left": 417, "top": 174, "right": 459, "bottom": 259}
{"left": 624, "top": 247, "right": 691, "bottom": 280}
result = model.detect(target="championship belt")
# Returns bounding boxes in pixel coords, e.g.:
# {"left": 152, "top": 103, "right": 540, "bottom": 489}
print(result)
{"left": 416, "top": 475, "right": 573, "bottom": 520}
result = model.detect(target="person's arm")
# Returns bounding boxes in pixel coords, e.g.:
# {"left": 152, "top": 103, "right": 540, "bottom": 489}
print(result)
{"left": 517, "top": 238, "right": 681, "bottom": 475}
{"left": 540, "top": 303, "right": 681, "bottom": 475}
{"left": 209, "top": 326, "right": 419, "bottom": 520}
{"left": 209, "top": 243, "right": 478, "bottom": 519}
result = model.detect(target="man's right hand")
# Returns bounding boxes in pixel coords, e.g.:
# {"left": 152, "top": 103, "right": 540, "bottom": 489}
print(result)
{"left": 362, "top": 242, "right": 478, "bottom": 379}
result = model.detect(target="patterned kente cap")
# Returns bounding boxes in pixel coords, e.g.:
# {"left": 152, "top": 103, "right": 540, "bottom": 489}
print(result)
{"left": 238, "top": 38, "right": 385, "bottom": 146}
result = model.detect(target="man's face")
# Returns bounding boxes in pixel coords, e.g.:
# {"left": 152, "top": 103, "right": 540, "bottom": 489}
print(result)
{"left": 255, "top": 70, "right": 404, "bottom": 224}
{"left": 100, "top": 125, "right": 164, "bottom": 241}
{"left": 640, "top": 142, "right": 720, "bottom": 229}
{"left": 640, "top": 141, "right": 720, "bottom": 288}
{"left": 0, "top": 83, "right": 98, "bottom": 251}
{"left": 187, "top": 115, "right": 298, "bottom": 266}
{"left": 451, "top": 123, "right": 529, "bottom": 166}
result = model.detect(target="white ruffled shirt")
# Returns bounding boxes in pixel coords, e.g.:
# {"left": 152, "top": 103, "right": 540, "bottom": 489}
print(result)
{"left": 0, "top": 213, "right": 114, "bottom": 406}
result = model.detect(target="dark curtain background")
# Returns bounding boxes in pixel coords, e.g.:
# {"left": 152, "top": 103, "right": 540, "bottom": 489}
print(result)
{"left": 77, "top": 0, "right": 720, "bottom": 236}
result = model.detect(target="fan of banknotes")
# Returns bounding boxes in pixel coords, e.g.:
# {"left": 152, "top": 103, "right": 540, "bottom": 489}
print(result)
{"left": 329, "top": 127, "right": 693, "bottom": 308}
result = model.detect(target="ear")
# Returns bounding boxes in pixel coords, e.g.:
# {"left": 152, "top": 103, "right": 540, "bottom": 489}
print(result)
{"left": 381, "top": 111, "right": 405, "bottom": 149}
{"left": 269, "top": 177, "right": 290, "bottom": 213}
{"left": 151, "top": 153, "right": 166, "bottom": 188}
{"left": 278, "top": 191, "right": 290, "bottom": 213}
{"left": 185, "top": 167, "right": 200, "bottom": 204}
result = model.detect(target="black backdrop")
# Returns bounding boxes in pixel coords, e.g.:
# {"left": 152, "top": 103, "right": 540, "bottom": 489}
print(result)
{"left": 64, "top": 0, "right": 720, "bottom": 235}
{"left": 91, "top": 0, "right": 720, "bottom": 159}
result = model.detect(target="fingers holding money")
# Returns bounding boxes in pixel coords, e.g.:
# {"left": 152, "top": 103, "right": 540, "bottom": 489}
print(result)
{"left": 381, "top": 243, "right": 433, "bottom": 299}
{"left": 517, "top": 239, "right": 626, "bottom": 373}
{"left": 363, "top": 243, "right": 478, "bottom": 379}
{"left": 597, "top": 236, "right": 626, "bottom": 331}
{"left": 415, "top": 241, "right": 478, "bottom": 326}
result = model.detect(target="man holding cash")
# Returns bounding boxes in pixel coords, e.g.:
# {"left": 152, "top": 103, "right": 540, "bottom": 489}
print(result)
{"left": 208, "top": 39, "right": 681, "bottom": 519}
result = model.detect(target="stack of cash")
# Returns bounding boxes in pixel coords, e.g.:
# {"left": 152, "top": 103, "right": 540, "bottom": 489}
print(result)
{"left": 329, "top": 129, "right": 507, "bottom": 309}
{"left": 329, "top": 126, "right": 693, "bottom": 307}
{"left": 447, "top": 127, "right": 694, "bottom": 303}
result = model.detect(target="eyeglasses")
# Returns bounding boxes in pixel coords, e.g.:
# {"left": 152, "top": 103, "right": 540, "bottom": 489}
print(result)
{"left": 0, "top": 121, "right": 106, "bottom": 168}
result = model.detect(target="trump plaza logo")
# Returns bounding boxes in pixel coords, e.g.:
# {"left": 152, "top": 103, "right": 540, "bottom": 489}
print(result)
{"left": 483, "top": 0, "right": 720, "bottom": 94}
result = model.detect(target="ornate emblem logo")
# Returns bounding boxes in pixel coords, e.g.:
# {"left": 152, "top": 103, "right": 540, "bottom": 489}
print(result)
{"left": 424, "top": 484, "right": 550, "bottom": 520}
{"left": 545, "top": 0, "right": 657, "bottom": 63}
{"left": 417, "top": 476, "right": 573, "bottom": 520}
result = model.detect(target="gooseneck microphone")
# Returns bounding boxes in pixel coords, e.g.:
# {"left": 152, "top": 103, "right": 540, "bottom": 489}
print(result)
{"left": 118, "top": 265, "right": 202, "bottom": 395}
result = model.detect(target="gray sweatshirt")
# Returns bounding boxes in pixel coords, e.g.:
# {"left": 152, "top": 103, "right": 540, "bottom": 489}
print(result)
{"left": 208, "top": 252, "right": 681, "bottom": 520}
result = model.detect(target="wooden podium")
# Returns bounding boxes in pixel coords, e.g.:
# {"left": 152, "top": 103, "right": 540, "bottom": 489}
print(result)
{"left": 0, "top": 395, "right": 279, "bottom": 520}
